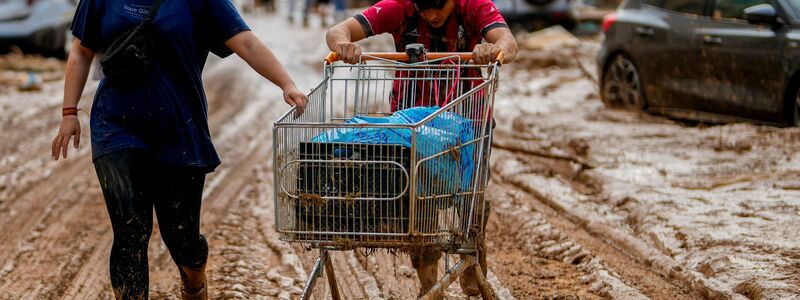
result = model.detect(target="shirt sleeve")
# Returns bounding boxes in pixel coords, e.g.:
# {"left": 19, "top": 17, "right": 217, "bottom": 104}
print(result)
{"left": 206, "top": 0, "right": 251, "bottom": 58}
{"left": 354, "top": 0, "right": 408, "bottom": 37}
{"left": 69, "top": 0, "right": 103, "bottom": 52}
{"left": 466, "top": 0, "right": 509, "bottom": 37}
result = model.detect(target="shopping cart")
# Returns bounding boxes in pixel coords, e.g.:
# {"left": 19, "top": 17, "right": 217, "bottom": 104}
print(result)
{"left": 273, "top": 45, "right": 503, "bottom": 299}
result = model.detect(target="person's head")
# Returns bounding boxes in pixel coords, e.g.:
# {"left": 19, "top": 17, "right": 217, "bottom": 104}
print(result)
{"left": 411, "top": 0, "right": 455, "bottom": 28}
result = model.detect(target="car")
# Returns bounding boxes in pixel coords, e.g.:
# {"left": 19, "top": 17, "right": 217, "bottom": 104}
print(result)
{"left": 493, "top": 0, "right": 579, "bottom": 31}
{"left": 0, "top": 0, "right": 76, "bottom": 58}
{"left": 597, "top": 0, "right": 800, "bottom": 126}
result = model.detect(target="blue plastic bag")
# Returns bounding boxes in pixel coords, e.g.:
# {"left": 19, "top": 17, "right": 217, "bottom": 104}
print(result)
{"left": 312, "top": 107, "right": 475, "bottom": 193}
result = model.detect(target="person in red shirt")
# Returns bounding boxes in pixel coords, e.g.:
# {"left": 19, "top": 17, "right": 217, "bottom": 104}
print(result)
{"left": 326, "top": 0, "right": 518, "bottom": 296}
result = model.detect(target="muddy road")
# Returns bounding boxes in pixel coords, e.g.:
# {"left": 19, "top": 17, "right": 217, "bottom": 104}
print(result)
{"left": 1, "top": 12, "right": 798, "bottom": 300}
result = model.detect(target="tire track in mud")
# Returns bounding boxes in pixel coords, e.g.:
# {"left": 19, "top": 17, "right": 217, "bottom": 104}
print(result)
{"left": 486, "top": 176, "right": 642, "bottom": 299}
{"left": 0, "top": 82, "right": 106, "bottom": 299}
{"left": 490, "top": 145, "right": 706, "bottom": 299}
{"left": 0, "top": 82, "right": 96, "bottom": 202}
{"left": 0, "top": 83, "right": 98, "bottom": 259}
{"left": 482, "top": 151, "right": 649, "bottom": 300}
{"left": 0, "top": 156, "right": 97, "bottom": 298}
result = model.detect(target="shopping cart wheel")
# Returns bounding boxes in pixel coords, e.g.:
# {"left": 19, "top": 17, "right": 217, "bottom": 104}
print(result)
{"left": 419, "top": 254, "right": 497, "bottom": 300}
{"left": 300, "top": 250, "right": 341, "bottom": 300}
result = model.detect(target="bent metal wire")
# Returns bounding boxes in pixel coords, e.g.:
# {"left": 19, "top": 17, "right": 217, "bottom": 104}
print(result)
{"left": 273, "top": 53, "right": 500, "bottom": 252}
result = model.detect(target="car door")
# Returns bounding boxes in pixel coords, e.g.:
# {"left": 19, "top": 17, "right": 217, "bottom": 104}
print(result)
{"left": 692, "top": 0, "right": 786, "bottom": 120}
{"left": 617, "top": 0, "right": 672, "bottom": 109}
{"left": 643, "top": 0, "right": 712, "bottom": 113}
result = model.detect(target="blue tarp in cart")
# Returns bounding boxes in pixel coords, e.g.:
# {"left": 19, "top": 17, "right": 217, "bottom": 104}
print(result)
{"left": 312, "top": 107, "right": 476, "bottom": 193}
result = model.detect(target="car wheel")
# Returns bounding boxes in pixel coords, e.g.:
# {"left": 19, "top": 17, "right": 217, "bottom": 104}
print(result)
{"left": 602, "top": 54, "right": 646, "bottom": 110}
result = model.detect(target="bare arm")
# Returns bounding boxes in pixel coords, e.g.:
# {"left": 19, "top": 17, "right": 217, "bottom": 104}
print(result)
{"left": 52, "top": 38, "right": 95, "bottom": 160}
{"left": 474, "top": 27, "right": 518, "bottom": 64}
{"left": 325, "top": 18, "right": 367, "bottom": 64}
{"left": 225, "top": 31, "right": 308, "bottom": 113}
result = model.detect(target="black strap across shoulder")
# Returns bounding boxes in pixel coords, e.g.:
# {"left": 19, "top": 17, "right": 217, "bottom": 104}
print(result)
{"left": 147, "top": 0, "right": 164, "bottom": 20}
{"left": 99, "top": 0, "right": 167, "bottom": 83}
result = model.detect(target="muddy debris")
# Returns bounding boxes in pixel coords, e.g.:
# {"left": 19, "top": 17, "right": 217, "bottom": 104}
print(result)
{"left": 517, "top": 26, "right": 580, "bottom": 51}
{"left": 0, "top": 54, "right": 65, "bottom": 91}
{"left": 299, "top": 193, "right": 327, "bottom": 207}
{"left": 0, "top": 54, "right": 64, "bottom": 73}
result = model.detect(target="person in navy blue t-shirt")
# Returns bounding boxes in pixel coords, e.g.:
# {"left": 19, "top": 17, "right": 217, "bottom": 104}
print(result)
{"left": 50, "top": 0, "right": 307, "bottom": 298}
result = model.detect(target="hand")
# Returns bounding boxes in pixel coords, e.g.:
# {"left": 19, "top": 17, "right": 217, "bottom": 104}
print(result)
{"left": 334, "top": 42, "right": 363, "bottom": 64}
{"left": 282, "top": 84, "right": 308, "bottom": 118}
{"left": 472, "top": 43, "right": 502, "bottom": 64}
{"left": 51, "top": 115, "right": 81, "bottom": 160}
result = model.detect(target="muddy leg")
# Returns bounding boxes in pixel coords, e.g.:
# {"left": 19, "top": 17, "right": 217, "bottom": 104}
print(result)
{"left": 95, "top": 150, "right": 156, "bottom": 300}
{"left": 411, "top": 249, "right": 442, "bottom": 297}
{"left": 454, "top": 120, "right": 495, "bottom": 296}
{"left": 459, "top": 201, "right": 491, "bottom": 296}
{"left": 178, "top": 262, "right": 208, "bottom": 300}
{"left": 152, "top": 168, "right": 208, "bottom": 299}
{"left": 471, "top": 260, "right": 497, "bottom": 300}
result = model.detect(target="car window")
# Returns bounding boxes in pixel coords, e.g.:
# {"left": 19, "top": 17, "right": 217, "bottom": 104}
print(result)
{"left": 712, "top": 0, "right": 772, "bottom": 19}
{"left": 662, "top": 0, "right": 706, "bottom": 15}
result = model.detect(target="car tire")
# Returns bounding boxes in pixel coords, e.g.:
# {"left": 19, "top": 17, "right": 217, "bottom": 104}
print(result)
{"left": 601, "top": 54, "right": 647, "bottom": 110}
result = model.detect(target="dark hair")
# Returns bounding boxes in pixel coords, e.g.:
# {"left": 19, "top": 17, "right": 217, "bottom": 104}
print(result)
{"left": 411, "top": 0, "right": 447, "bottom": 10}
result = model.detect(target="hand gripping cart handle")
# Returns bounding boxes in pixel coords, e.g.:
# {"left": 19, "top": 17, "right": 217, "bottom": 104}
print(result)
{"left": 273, "top": 47, "right": 503, "bottom": 300}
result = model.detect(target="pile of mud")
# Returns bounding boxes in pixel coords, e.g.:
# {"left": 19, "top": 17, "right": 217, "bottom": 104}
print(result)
{"left": 0, "top": 54, "right": 64, "bottom": 91}
{"left": 511, "top": 26, "right": 600, "bottom": 83}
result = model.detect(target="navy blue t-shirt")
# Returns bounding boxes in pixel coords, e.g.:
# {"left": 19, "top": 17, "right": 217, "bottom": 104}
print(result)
{"left": 70, "top": 0, "right": 250, "bottom": 172}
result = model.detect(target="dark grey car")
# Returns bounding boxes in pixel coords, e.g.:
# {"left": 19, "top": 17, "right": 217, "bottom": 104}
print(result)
{"left": 597, "top": 0, "right": 800, "bottom": 126}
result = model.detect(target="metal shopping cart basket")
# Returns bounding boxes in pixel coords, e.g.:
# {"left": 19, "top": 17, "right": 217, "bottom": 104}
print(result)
{"left": 273, "top": 45, "right": 503, "bottom": 299}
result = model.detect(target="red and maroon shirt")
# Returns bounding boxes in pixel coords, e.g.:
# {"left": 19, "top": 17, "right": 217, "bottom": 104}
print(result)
{"left": 354, "top": 0, "right": 508, "bottom": 112}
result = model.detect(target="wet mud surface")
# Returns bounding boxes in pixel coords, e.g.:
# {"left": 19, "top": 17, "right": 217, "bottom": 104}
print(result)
{"left": 492, "top": 39, "right": 800, "bottom": 299}
{"left": 1, "top": 11, "right": 797, "bottom": 300}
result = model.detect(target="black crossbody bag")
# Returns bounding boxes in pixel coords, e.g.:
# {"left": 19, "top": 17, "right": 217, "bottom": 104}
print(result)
{"left": 100, "top": 0, "right": 164, "bottom": 82}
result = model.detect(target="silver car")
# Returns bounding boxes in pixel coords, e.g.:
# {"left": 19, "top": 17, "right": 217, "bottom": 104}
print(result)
{"left": 0, "top": 0, "right": 75, "bottom": 58}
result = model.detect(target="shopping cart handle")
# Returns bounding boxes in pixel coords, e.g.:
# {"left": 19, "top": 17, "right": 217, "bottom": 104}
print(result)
{"left": 324, "top": 51, "right": 504, "bottom": 65}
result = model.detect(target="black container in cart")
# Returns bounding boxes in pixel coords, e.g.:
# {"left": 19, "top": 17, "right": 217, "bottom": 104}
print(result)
{"left": 294, "top": 142, "right": 414, "bottom": 241}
